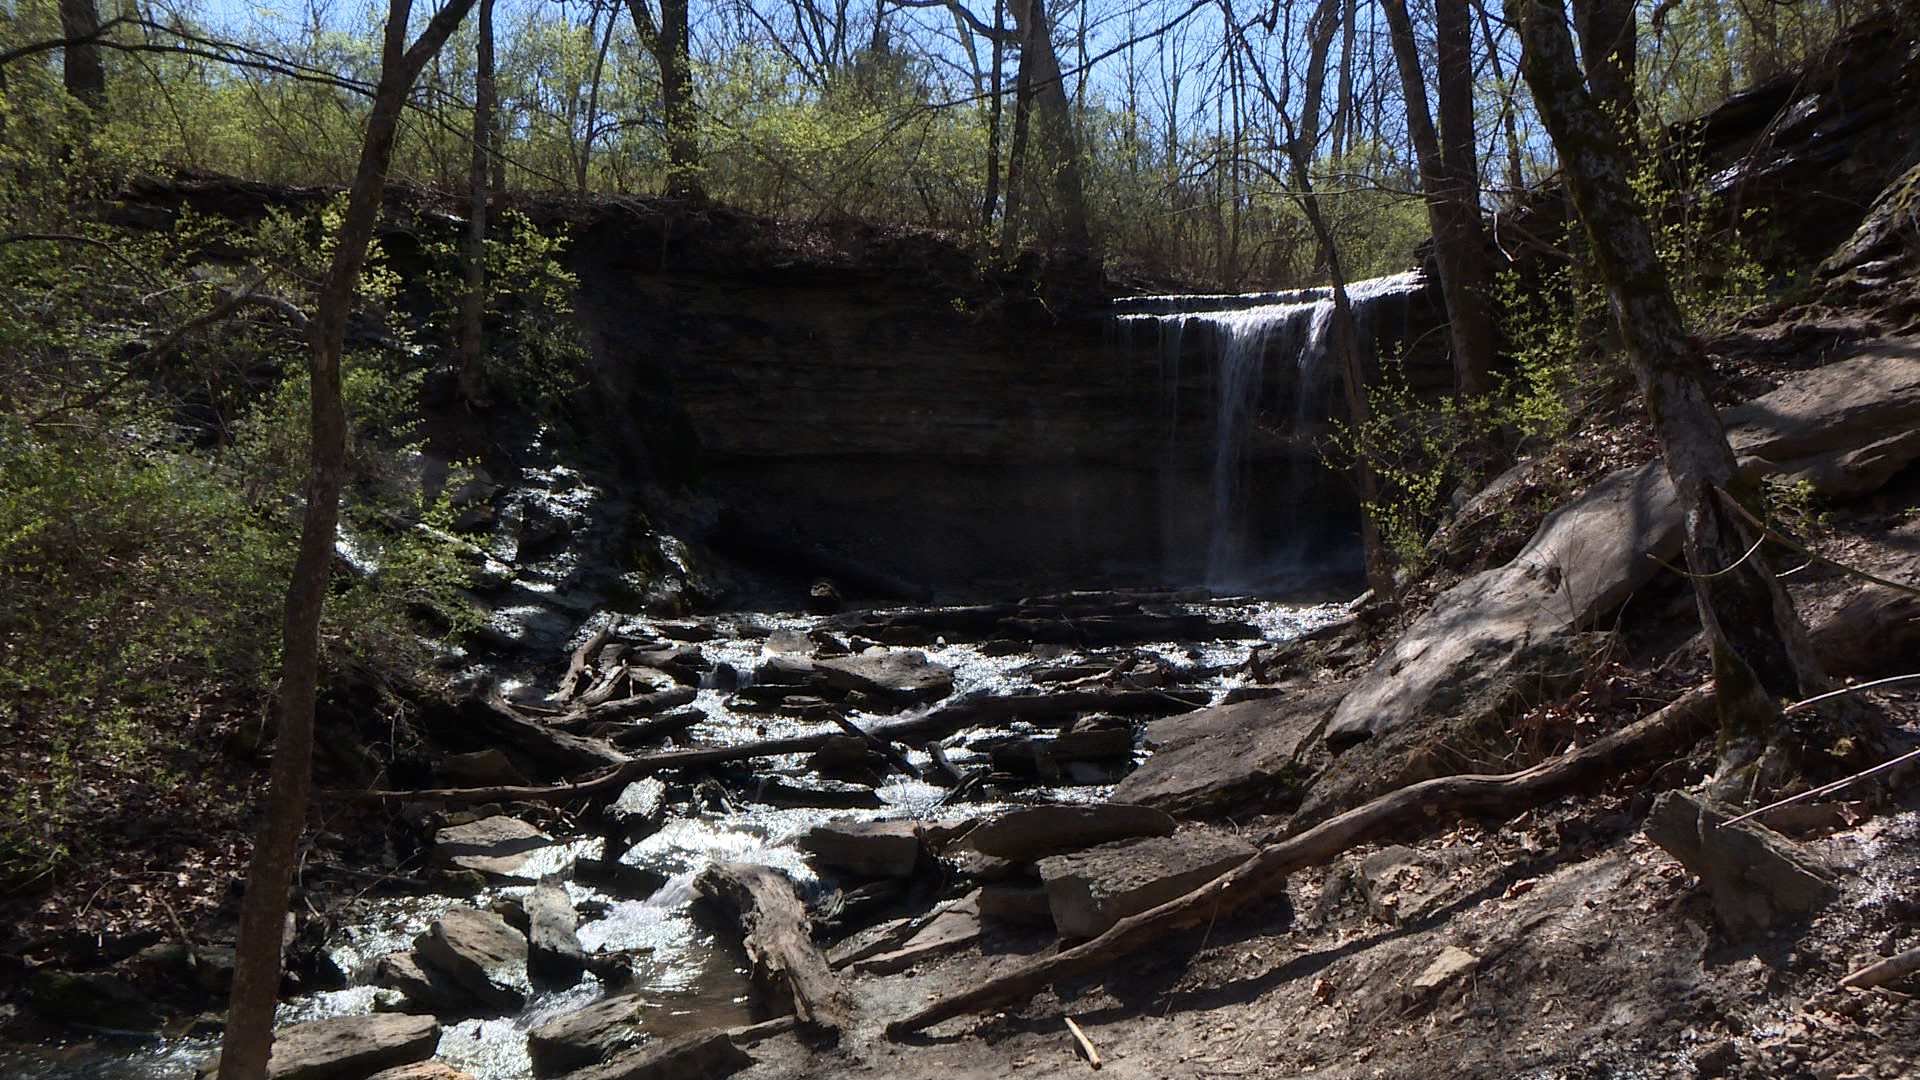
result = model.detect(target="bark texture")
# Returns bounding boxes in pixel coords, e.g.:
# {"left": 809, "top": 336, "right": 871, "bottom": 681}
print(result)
{"left": 217, "top": 0, "right": 478, "bottom": 1075}
{"left": 1510, "top": 0, "right": 1821, "bottom": 789}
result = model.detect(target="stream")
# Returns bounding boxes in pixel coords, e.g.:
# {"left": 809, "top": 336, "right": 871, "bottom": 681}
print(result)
{"left": 3, "top": 593, "right": 1346, "bottom": 1080}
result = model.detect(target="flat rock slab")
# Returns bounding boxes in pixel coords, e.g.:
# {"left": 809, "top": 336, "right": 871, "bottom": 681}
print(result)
{"left": 363, "top": 1064, "right": 474, "bottom": 1080}
{"left": 965, "top": 803, "right": 1175, "bottom": 862}
{"left": 852, "top": 893, "right": 983, "bottom": 975}
{"left": 561, "top": 1029, "right": 752, "bottom": 1080}
{"left": 1326, "top": 348, "right": 1920, "bottom": 748}
{"left": 527, "top": 993, "right": 650, "bottom": 1077}
{"left": 1112, "top": 689, "right": 1337, "bottom": 816}
{"left": 801, "top": 819, "right": 921, "bottom": 878}
{"left": 1039, "top": 830, "right": 1258, "bottom": 939}
{"left": 813, "top": 648, "right": 954, "bottom": 703}
{"left": 196, "top": 1013, "right": 440, "bottom": 1080}
{"left": 526, "top": 882, "right": 586, "bottom": 990}
{"left": 432, "top": 816, "right": 554, "bottom": 880}
{"left": 1644, "top": 791, "right": 1837, "bottom": 941}
{"left": 376, "top": 950, "right": 476, "bottom": 1014}
{"left": 415, "top": 907, "right": 528, "bottom": 1012}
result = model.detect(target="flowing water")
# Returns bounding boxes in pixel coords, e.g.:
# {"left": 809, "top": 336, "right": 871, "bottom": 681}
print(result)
{"left": 1111, "top": 271, "right": 1429, "bottom": 591}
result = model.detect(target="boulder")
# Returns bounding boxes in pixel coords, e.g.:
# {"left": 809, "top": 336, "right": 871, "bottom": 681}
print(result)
{"left": 527, "top": 993, "right": 649, "bottom": 1077}
{"left": 1644, "top": 791, "right": 1837, "bottom": 941}
{"left": 414, "top": 907, "right": 529, "bottom": 1012}
{"left": 561, "top": 1029, "right": 752, "bottom": 1080}
{"left": 526, "top": 882, "right": 586, "bottom": 989}
{"left": 363, "top": 1064, "right": 474, "bottom": 1080}
{"left": 1039, "top": 830, "right": 1258, "bottom": 939}
{"left": 965, "top": 803, "right": 1176, "bottom": 862}
{"left": 437, "top": 749, "right": 529, "bottom": 788}
{"left": 26, "top": 969, "right": 163, "bottom": 1032}
{"left": 195, "top": 1013, "right": 440, "bottom": 1080}
{"left": 812, "top": 648, "right": 955, "bottom": 704}
{"left": 800, "top": 819, "right": 921, "bottom": 878}
{"left": 1112, "top": 689, "right": 1334, "bottom": 816}
{"left": 573, "top": 857, "right": 669, "bottom": 899}
{"left": 1325, "top": 349, "right": 1920, "bottom": 750}
{"left": 431, "top": 816, "right": 554, "bottom": 881}
{"left": 604, "top": 778, "right": 669, "bottom": 846}
{"left": 375, "top": 950, "right": 475, "bottom": 1014}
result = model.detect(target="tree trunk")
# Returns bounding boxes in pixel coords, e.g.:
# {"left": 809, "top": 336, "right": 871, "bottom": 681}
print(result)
{"left": 578, "top": 6, "right": 618, "bottom": 195}
{"left": 456, "top": 0, "right": 495, "bottom": 409}
{"left": 999, "top": 44, "right": 1033, "bottom": 256}
{"left": 216, "top": 1, "right": 478, "bottom": 1077}
{"left": 1571, "top": 0, "right": 1637, "bottom": 133}
{"left": 625, "top": 0, "right": 702, "bottom": 199}
{"left": 56, "top": 0, "right": 104, "bottom": 105}
{"left": 1006, "top": 0, "right": 1087, "bottom": 250}
{"left": 979, "top": 0, "right": 1004, "bottom": 231}
{"left": 1510, "top": 0, "right": 1821, "bottom": 796}
{"left": 1380, "top": 0, "right": 1498, "bottom": 399}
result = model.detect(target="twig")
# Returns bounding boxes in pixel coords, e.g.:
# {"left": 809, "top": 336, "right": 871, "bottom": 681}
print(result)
{"left": 1783, "top": 673, "right": 1920, "bottom": 715}
{"left": 1716, "top": 488, "right": 1920, "bottom": 598}
{"left": 1841, "top": 945, "right": 1920, "bottom": 990}
{"left": 1065, "top": 1016, "right": 1102, "bottom": 1069}
{"left": 1718, "top": 741, "right": 1920, "bottom": 828}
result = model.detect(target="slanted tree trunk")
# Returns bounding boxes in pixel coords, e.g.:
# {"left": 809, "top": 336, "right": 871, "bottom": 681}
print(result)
{"left": 979, "top": 0, "right": 1005, "bottom": 231}
{"left": 456, "top": 0, "right": 496, "bottom": 408}
{"left": 1510, "top": 0, "right": 1821, "bottom": 797}
{"left": 217, "top": 0, "right": 478, "bottom": 1076}
{"left": 1380, "top": 0, "right": 1498, "bottom": 400}
{"left": 1007, "top": 0, "right": 1087, "bottom": 250}
{"left": 57, "top": 0, "right": 104, "bottom": 106}
{"left": 999, "top": 44, "right": 1033, "bottom": 256}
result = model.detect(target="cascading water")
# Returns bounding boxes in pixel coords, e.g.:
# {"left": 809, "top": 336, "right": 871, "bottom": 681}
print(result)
{"left": 1112, "top": 270, "right": 1429, "bottom": 592}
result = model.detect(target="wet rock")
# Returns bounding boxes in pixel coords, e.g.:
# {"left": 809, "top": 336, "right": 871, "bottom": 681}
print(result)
{"left": 414, "top": 907, "right": 528, "bottom": 1012}
{"left": 1039, "top": 830, "right": 1258, "bottom": 939}
{"left": 526, "top": 882, "right": 586, "bottom": 990}
{"left": 1644, "top": 791, "right": 1837, "bottom": 941}
{"left": 376, "top": 951, "right": 475, "bottom": 1014}
{"left": 363, "top": 1064, "right": 475, "bottom": 1080}
{"left": 763, "top": 629, "right": 814, "bottom": 655}
{"left": 965, "top": 803, "right": 1176, "bottom": 862}
{"left": 437, "top": 749, "right": 528, "bottom": 788}
{"left": 753, "top": 776, "right": 887, "bottom": 810}
{"left": 377, "top": 1064, "right": 485, "bottom": 1080}
{"left": 801, "top": 819, "right": 921, "bottom": 878}
{"left": 26, "top": 969, "right": 163, "bottom": 1032}
{"left": 749, "top": 655, "right": 815, "bottom": 686}
{"left": 1113, "top": 690, "right": 1332, "bottom": 816}
{"left": 851, "top": 892, "right": 984, "bottom": 975}
{"left": 807, "top": 580, "right": 841, "bottom": 613}
{"left": 431, "top": 816, "right": 554, "bottom": 881}
{"left": 527, "top": 993, "right": 649, "bottom": 1076}
{"left": 812, "top": 648, "right": 954, "bottom": 704}
{"left": 604, "top": 778, "right": 669, "bottom": 846}
{"left": 573, "top": 857, "right": 669, "bottom": 899}
{"left": 561, "top": 1028, "right": 752, "bottom": 1080}
{"left": 194, "top": 1013, "right": 439, "bottom": 1080}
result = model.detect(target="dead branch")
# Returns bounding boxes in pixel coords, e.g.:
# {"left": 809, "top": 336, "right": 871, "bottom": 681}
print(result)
{"left": 555, "top": 624, "right": 612, "bottom": 704}
{"left": 696, "top": 861, "right": 852, "bottom": 1039}
{"left": 1841, "top": 945, "right": 1920, "bottom": 990}
{"left": 886, "top": 684, "right": 1718, "bottom": 1037}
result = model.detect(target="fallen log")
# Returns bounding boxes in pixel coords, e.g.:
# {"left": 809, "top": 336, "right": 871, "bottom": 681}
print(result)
{"left": 555, "top": 625, "right": 612, "bottom": 704}
{"left": 696, "top": 861, "right": 852, "bottom": 1039}
{"left": 886, "top": 684, "right": 1718, "bottom": 1037}
{"left": 830, "top": 714, "right": 922, "bottom": 779}
{"left": 549, "top": 687, "right": 700, "bottom": 731}
{"left": 1841, "top": 944, "right": 1920, "bottom": 990}
{"left": 468, "top": 692, "right": 628, "bottom": 772}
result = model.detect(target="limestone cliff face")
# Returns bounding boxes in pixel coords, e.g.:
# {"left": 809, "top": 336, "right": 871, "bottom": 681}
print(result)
{"left": 562, "top": 213, "right": 1422, "bottom": 596}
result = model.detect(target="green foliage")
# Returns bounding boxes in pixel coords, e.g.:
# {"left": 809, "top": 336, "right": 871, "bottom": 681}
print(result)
{"left": 421, "top": 210, "right": 587, "bottom": 412}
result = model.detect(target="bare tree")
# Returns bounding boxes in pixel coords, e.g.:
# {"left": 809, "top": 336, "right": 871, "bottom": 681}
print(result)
{"left": 217, "top": 0, "right": 479, "bottom": 1074}
{"left": 1510, "top": 0, "right": 1821, "bottom": 798}
{"left": 626, "top": 0, "right": 702, "bottom": 198}
{"left": 1007, "top": 0, "right": 1087, "bottom": 250}
{"left": 1380, "top": 0, "right": 1498, "bottom": 399}
{"left": 457, "top": 0, "right": 496, "bottom": 408}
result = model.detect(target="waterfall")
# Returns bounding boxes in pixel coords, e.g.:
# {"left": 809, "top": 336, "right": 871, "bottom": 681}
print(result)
{"left": 1112, "top": 270, "right": 1428, "bottom": 592}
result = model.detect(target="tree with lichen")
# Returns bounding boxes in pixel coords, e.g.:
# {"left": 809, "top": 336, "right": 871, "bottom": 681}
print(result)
{"left": 1508, "top": 0, "right": 1823, "bottom": 802}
